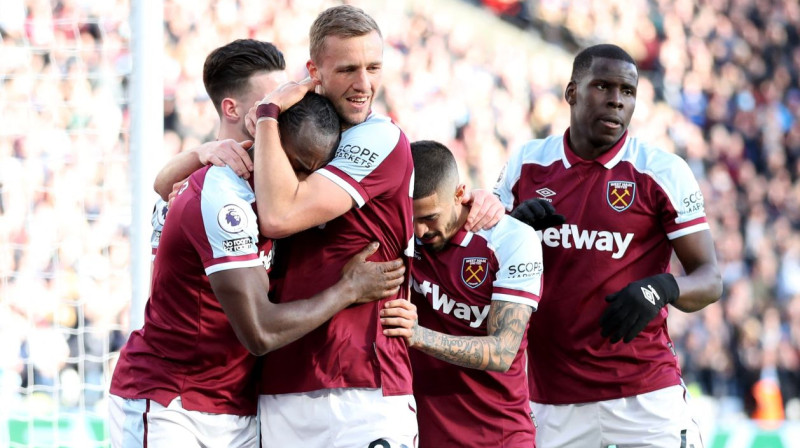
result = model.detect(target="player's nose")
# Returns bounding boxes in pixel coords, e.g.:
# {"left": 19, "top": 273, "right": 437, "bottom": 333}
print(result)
{"left": 414, "top": 222, "right": 427, "bottom": 239}
{"left": 353, "top": 68, "right": 370, "bottom": 92}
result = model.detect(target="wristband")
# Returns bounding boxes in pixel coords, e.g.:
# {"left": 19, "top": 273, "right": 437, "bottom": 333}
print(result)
{"left": 256, "top": 103, "right": 280, "bottom": 123}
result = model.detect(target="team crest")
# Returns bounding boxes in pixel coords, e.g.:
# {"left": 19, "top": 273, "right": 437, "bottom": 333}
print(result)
{"left": 461, "top": 257, "right": 488, "bottom": 288}
{"left": 607, "top": 181, "right": 636, "bottom": 212}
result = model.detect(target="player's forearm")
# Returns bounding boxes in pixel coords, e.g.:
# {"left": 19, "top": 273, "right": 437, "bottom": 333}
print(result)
{"left": 673, "top": 263, "right": 722, "bottom": 312}
{"left": 411, "top": 327, "right": 514, "bottom": 372}
{"left": 154, "top": 151, "right": 203, "bottom": 200}
{"left": 254, "top": 281, "right": 357, "bottom": 354}
{"left": 253, "top": 120, "right": 303, "bottom": 237}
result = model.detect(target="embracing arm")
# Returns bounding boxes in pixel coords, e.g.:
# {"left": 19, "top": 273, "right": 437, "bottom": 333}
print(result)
{"left": 211, "top": 243, "right": 404, "bottom": 356}
{"left": 253, "top": 118, "right": 353, "bottom": 237}
{"left": 670, "top": 229, "right": 722, "bottom": 312}
{"left": 381, "top": 300, "right": 533, "bottom": 372}
{"left": 210, "top": 266, "right": 339, "bottom": 355}
{"left": 247, "top": 79, "right": 354, "bottom": 238}
{"left": 154, "top": 140, "right": 254, "bottom": 200}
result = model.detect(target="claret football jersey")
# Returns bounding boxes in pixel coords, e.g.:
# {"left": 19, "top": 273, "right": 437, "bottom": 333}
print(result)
{"left": 494, "top": 130, "right": 709, "bottom": 404}
{"left": 260, "top": 112, "right": 415, "bottom": 396}
{"left": 411, "top": 215, "right": 542, "bottom": 447}
{"left": 111, "top": 165, "right": 273, "bottom": 415}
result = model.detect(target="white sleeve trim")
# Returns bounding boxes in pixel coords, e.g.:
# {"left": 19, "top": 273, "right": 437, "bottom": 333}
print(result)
{"left": 666, "top": 223, "right": 710, "bottom": 240}
{"left": 317, "top": 169, "right": 366, "bottom": 208}
{"left": 205, "top": 259, "right": 263, "bottom": 275}
{"left": 492, "top": 293, "right": 539, "bottom": 311}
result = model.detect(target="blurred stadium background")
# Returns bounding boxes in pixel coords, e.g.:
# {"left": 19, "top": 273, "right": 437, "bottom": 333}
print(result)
{"left": 1, "top": 0, "right": 800, "bottom": 446}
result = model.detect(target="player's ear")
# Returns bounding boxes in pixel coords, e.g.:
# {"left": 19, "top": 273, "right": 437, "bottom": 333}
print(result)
{"left": 565, "top": 81, "right": 577, "bottom": 105}
{"left": 220, "top": 97, "right": 238, "bottom": 122}
{"left": 307, "top": 59, "right": 320, "bottom": 84}
{"left": 454, "top": 184, "right": 467, "bottom": 205}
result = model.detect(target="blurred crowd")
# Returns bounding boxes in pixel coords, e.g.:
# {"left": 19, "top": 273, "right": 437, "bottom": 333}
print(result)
{"left": 1, "top": 0, "right": 799, "bottom": 425}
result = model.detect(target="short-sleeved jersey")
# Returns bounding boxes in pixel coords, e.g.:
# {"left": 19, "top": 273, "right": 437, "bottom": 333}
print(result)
{"left": 411, "top": 216, "right": 542, "bottom": 447}
{"left": 494, "top": 130, "right": 709, "bottom": 404}
{"left": 260, "top": 113, "right": 415, "bottom": 396}
{"left": 150, "top": 198, "right": 168, "bottom": 258}
{"left": 111, "top": 165, "right": 274, "bottom": 416}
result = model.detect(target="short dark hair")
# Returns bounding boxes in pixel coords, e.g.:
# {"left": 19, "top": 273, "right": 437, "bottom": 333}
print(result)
{"left": 280, "top": 92, "right": 341, "bottom": 167}
{"left": 203, "top": 39, "right": 285, "bottom": 114}
{"left": 571, "top": 44, "right": 636, "bottom": 82}
{"left": 410, "top": 140, "right": 459, "bottom": 200}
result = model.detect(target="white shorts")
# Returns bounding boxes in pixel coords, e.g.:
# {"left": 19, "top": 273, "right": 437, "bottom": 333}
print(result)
{"left": 109, "top": 394, "right": 257, "bottom": 448}
{"left": 259, "top": 388, "right": 418, "bottom": 448}
{"left": 531, "top": 384, "right": 704, "bottom": 448}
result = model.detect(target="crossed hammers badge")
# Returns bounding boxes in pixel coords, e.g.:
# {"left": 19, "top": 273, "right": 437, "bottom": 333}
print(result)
{"left": 462, "top": 257, "right": 489, "bottom": 288}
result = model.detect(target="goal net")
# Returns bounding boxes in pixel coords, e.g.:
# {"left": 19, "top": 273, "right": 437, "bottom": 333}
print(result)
{"left": 1, "top": 1, "right": 132, "bottom": 446}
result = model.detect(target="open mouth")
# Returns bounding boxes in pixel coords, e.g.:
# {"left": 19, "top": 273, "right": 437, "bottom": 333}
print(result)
{"left": 347, "top": 96, "right": 369, "bottom": 108}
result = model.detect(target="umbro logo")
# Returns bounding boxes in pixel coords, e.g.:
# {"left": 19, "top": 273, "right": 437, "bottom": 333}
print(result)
{"left": 640, "top": 284, "right": 661, "bottom": 305}
{"left": 536, "top": 187, "right": 556, "bottom": 198}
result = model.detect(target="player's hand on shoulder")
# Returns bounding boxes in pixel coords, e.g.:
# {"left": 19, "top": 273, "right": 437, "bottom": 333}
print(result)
{"left": 599, "top": 273, "right": 680, "bottom": 343}
{"left": 380, "top": 299, "right": 418, "bottom": 346}
{"left": 197, "top": 139, "right": 254, "bottom": 180}
{"left": 511, "top": 198, "right": 566, "bottom": 231}
{"left": 167, "top": 177, "right": 188, "bottom": 207}
{"left": 341, "top": 242, "right": 406, "bottom": 304}
{"left": 463, "top": 189, "right": 506, "bottom": 232}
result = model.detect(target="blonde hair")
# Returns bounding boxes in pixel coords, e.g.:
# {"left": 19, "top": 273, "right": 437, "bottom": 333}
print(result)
{"left": 309, "top": 5, "right": 381, "bottom": 62}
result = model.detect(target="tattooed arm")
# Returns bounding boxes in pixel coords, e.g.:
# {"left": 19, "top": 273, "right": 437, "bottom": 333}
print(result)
{"left": 380, "top": 299, "right": 533, "bottom": 372}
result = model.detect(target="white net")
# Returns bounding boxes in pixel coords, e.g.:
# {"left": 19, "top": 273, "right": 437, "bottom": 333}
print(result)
{"left": 0, "top": 1, "right": 131, "bottom": 446}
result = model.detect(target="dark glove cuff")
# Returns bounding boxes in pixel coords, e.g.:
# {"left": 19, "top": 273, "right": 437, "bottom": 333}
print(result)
{"left": 651, "top": 273, "right": 680, "bottom": 305}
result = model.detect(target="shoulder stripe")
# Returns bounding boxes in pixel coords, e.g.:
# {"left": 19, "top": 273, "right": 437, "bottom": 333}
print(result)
{"left": 621, "top": 137, "right": 705, "bottom": 223}
{"left": 492, "top": 289, "right": 540, "bottom": 310}
{"left": 666, "top": 223, "right": 710, "bottom": 240}
{"left": 205, "top": 258, "right": 263, "bottom": 275}
{"left": 317, "top": 167, "right": 367, "bottom": 208}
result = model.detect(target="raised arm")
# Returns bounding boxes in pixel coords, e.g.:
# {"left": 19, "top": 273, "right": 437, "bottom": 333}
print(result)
{"left": 211, "top": 242, "right": 404, "bottom": 356}
{"left": 154, "top": 140, "right": 254, "bottom": 200}
{"left": 248, "top": 80, "right": 354, "bottom": 238}
{"left": 381, "top": 299, "right": 533, "bottom": 372}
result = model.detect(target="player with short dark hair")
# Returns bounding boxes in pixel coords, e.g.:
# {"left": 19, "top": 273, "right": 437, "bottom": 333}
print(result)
{"left": 203, "top": 39, "right": 286, "bottom": 115}
{"left": 108, "top": 39, "right": 405, "bottom": 448}
{"left": 494, "top": 43, "right": 722, "bottom": 447}
{"left": 153, "top": 39, "right": 288, "bottom": 199}
{"left": 381, "top": 140, "right": 543, "bottom": 446}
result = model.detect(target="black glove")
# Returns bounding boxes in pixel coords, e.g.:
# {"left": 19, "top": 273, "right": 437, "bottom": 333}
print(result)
{"left": 511, "top": 198, "right": 566, "bottom": 231}
{"left": 599, "top": 273, "right": 680, "bottom": 343}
